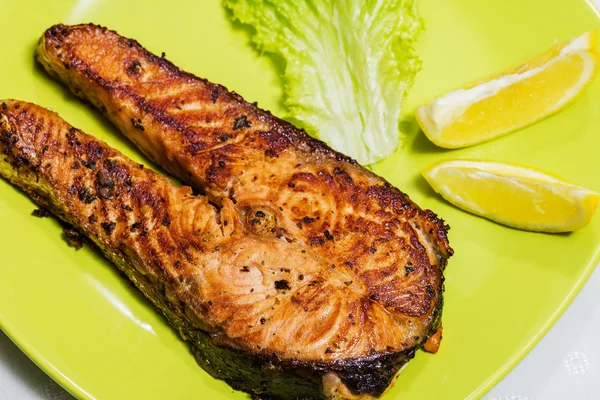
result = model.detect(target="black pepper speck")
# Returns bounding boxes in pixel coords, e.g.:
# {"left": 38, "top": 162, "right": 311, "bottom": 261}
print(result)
{"left": 302, "top": 216, "right": 315, "bottom": 224}
{"left": 101, "top": 221, "right": 116, "bottom": 235}
{"left": 233, "top": 115, "right": 251, "bottom": 130}
{"left": 78, "top": 187, "right": 96, "bottom": 204}
{"left": 32, "top": 208, "right": 50, "bottom": 218}
{"left": 274, "top": 279, "right": 291, "bottom": 291}
{"left": 131, "top": 118, "right": 145, "bottom": 131}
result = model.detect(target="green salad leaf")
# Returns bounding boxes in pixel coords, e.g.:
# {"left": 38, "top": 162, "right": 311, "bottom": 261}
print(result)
{"left": 224, "top": 0, "right": 424, "bottom": 165}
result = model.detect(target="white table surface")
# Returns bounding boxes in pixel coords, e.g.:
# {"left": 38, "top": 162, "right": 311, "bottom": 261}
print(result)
{"left": 2, "top": 1, "right": 600, "bottom": 398}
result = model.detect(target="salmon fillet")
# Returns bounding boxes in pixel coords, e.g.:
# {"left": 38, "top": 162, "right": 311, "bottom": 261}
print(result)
{"left": 33, "top": 23, "right": 453, "bottom": 399}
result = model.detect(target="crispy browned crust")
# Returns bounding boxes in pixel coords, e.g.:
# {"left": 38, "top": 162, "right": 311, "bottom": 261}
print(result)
{"left": 33, "top": 23, "right": 453, "bottom": 398}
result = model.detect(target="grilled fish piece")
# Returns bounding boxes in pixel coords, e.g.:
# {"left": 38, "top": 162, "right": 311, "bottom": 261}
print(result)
{"left": 1, "top": 100, "right": 415, "bottom": 399}
{"left": 34, "top": 23, "right": 453, "bottom": 398}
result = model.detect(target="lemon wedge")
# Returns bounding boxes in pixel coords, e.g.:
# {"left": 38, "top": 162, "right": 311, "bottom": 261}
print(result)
{"left": 422, "top": 160, "right": 600, "bottom": 232}
{"left": 416, "top": 29, "right": 600, "bottom": 148}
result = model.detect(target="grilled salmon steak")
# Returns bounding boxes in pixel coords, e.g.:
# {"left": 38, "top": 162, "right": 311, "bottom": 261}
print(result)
{"left": 31, "top": 23, "right": 453, "bottom": 399}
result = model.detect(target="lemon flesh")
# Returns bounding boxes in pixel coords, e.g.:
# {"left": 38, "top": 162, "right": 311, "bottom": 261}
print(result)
{"left": 423, "top": 160, "right": 600, "bottom": 232}
{"left": 416, "top": 30, "right": 600, "bottom": 148}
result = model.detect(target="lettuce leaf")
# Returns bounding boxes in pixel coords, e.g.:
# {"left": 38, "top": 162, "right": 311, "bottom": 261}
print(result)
{"left": 224, "top": 0, "right": 424, "bottom": 165}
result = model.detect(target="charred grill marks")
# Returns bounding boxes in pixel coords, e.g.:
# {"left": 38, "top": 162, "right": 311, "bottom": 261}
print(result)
{"left": 31, "top": 23, "right": 454, "bottom": 400}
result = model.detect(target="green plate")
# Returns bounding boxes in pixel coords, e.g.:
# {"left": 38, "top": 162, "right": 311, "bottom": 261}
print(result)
{"left": 0, "top": 0, "right": 599, "bottom": 399}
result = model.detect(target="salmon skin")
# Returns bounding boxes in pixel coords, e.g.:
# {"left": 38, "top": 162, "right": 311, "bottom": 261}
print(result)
{"left": 34, "top": 23, "right": 454, "bottom": 399}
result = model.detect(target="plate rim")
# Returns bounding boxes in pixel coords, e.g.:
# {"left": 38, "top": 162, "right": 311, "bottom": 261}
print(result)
{"left": 2, "top": 252, "right": 600, "bottom": 400}
{"left": 1, "top": 0, "right": 600, "bottom": 399}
